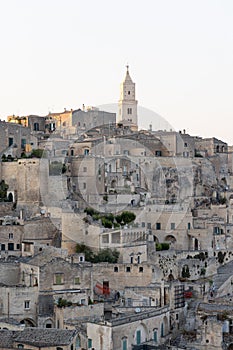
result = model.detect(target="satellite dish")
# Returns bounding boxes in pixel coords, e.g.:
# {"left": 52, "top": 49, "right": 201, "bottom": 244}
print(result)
{"left": 135, "top": 307, "right": 141, "bottom": 313}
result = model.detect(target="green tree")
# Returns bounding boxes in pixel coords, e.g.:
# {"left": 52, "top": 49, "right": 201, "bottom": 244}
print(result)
{"left": 0, "top": 180, "right": 9, "bottom": 201}
{"left": 115, "top": 211, "right": 136, "bottom": 225}
{"left": 76, "top": 243, "right": 94, "bottom": 262}
{"left": 94, "top": 248, "right": 119, "bottom": 263}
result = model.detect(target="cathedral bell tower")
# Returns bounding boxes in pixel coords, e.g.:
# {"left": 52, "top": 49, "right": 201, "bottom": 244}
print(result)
{"left": 118, "top": 65, "right": 138, "bottom": 130}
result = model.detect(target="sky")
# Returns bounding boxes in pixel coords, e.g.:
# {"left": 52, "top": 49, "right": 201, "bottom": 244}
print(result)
{"left": 0, "top": 0, "right": 233, "bottom": 144}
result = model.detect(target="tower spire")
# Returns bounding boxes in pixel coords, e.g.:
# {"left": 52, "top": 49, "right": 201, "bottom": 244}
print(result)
{"left": 118, "top": 66, "right": 138, "bottom": 130}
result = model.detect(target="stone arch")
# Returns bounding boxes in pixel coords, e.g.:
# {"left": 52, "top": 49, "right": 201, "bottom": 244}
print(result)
{"left": 8, "top": 193, "right": 13, "bottom": 202}
{"left": 153, "top": 235, "right": 159, "bottom": 243}
{"left": 165, "top": 235, "right": 176, "bottom": 243}
{"left": 168, "top": 274, "right": 174, "bottom": 281}
{"left": 20, "top": 318, "right": 36, "bottom": 327}
{"left": 134, "top": 322, "right": 149, "bottom": 345}
{"left": 43, "top": 318, "right": 54, "bottom": 328}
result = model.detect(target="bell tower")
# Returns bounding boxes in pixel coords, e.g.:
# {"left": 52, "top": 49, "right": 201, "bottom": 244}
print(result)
{"left": 118, "top": 65, "right": 138, "bottom": 129}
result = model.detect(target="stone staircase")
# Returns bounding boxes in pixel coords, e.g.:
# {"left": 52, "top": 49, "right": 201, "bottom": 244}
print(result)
{"left": 212, "top": 259, "right": 233, "bottom": 295}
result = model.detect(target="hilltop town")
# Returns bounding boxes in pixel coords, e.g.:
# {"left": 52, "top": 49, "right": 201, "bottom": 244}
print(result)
{"left": 0, "top": 67, "right": 233, "bottom": 350}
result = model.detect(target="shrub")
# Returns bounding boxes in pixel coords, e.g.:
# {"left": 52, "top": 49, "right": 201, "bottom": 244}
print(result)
{"left": 156, "top": 242, "right": 169, "bottom": 251}
{"left": 57, "top": 298, "right": 72, "bottom": 308}
{"left": 31, "top": 149, "right": 45, "bottom": 158}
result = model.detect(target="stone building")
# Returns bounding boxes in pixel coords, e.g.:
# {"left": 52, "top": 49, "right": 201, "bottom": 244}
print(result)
{"left": 0, "top": 121, "right": 37, "bottom": 158}
{"left": 72, "top": 107, "right": 116, "bottom": 134}
{"left": 87, "top": 305, "right": 170, "bottom": 350}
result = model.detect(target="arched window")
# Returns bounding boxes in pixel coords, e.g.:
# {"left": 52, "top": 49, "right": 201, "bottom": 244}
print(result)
{"left": 34, "top": 123, "right": 39, "bottom": 131}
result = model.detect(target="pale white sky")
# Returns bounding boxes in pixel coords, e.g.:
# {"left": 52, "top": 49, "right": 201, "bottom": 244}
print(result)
{"left": 0, "top": 0, "right": 233, "bottom": 144}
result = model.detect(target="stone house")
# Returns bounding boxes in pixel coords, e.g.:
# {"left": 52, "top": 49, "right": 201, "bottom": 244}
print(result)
{"left": 87, "top": 305, "right": 170, "bottom": 350}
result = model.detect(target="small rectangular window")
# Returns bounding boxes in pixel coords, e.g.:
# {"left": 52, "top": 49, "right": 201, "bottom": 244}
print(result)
{"left": 9, "top": 137, "right": 14, "bottom": 147}
{"left": 24, "top": 300, "right": 30, "bottom": 309}
{"left": 156, "top": 223, "right": 161, "bottom": 230}
{"left": 83, "top": 167, "right": 87, "bottom": 172}
{"left": 54, "top": 273, "right": 64, "bottom": 285}
{"left": 171, "top": 223, "right": 175, "bottom": 230}
{"left": 9, "top": 233, "right": 13, "bottom": 239}
{"left": 88, "top": 339, "right": 92, "bottom": 348}
{"left": 126, "top": 266, "right": 131, "bottom": 272}
{"left": 74, "top": 277, "right": 80, "bottom": 284}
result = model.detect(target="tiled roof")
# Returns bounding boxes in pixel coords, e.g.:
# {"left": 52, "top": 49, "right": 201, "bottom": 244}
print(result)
{"left": 0, "top": 330, "right": 14, "bottom": 348}
{"left": 13, "top": 328, "right": 77, "bottom": 347}
{"left": 0, "top": 328, "right": 77, "bottom": 348}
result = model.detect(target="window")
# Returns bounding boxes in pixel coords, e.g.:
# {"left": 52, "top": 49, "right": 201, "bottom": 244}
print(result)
{"left": 16, "top": 244, "right": 20, "bottom": 250}
{"left": 8, "top": 243, "right": 14, "bottom": 251}
{"left": 126, "top": 266, "right": 131, "bottom": 272}
{"left": 54, "top": 273, "right": 64, "bottom": 285}
{"left": 147, "top": 223, "right": 151, "bottom": 229}
{"left": 18, "top": 344, "right": 24, "bottom": 349}
{"left": 184, "top": 142, "right": 188, "bottom": 147}
{"left": 161, "top": 323, "right": 164, "bottom": 337}
{"left": 153, "top": 330, "right": 157, "bottom": 342}
{"left": 122, "top": 338, "right": 127, "bottom": 350}
{"left": 76, "top": 336, "right": 81, "bottom": 348}
{"left": 74, "top": 277, "right": 80, "bottom": 284}
{"left": 34, "top": 123, "right": 39, "bottom": 131}
{"left": 83, "top": 167, "right": 87, "bottom": 172}
{"left": 136, "top": 330, "right": 141, "bottom": 345}
{"left": 84, "top": 149, "right": 89, "bottom": 155}
{"left": 142, "top": 222, "right": 145, "bottom": 228}
{"left": 128, "top": 90, "right": 130, "bottom": 95}
{"left": 139, "top": 267, "right": 143, "bottom": 273}
{"left": 156, "top": 223, "right": 161, "bottom": 230}
{"left": 155, "top": 150, "right": 162, "bottom": 156}
{"left": 8, "top": 137, "right": 14, "bottom": 147}
{"left": 1, "top": 244, "right": 5, "bottom": 251}
{"left": 188, "top": 222, "right": 191, "bottom": 230}
{"left": 114, "top": 266, "right": 118, "bottom": 272}
{"left": 171, "top": 223, "right": 175, "bottom": 230}
{"left": 9, "top": 233, "right": 13, "bottom": 239}
{"left": 79, "top": 256, "right": 84, "bottom": 262}
{"left": 24, "top": 300, "right": 30, "bottom": 309}
{"left": 127, "top": 108, "right": 132, "bottom": 115}
{"left": 137, "top": 256, "right": 141, "bottom": 264}
{"left": 70, "top": 149, "right": 74, "bottom": 156}
{"left": 87, "top": 339, "right": 92, "bottom": 348}
{"left": 21, "top": 139, "right": 26, "bottom": 149}
{"left": 83, "top": 183, "right": 86, "bottom": 189}
{"left": 130, "top": 256, "right": 133, "bottom": 264}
